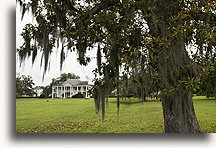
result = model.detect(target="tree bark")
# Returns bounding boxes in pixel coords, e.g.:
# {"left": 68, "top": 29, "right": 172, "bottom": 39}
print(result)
{"left": 145, "top": 4, "right": 201, "bottom": 132}
{"left": 155, "top": 32, "right": 201, "bottom": 133}
{"left": 151, "top": 27, "right": 201, "bottom": 133}
{"left": 161, "top": 87, "right": 200, "bottom": 133}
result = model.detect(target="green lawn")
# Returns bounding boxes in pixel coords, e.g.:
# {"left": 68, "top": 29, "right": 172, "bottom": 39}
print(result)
{"left": 16, "top": 97, "right": 215, "bottom": 133}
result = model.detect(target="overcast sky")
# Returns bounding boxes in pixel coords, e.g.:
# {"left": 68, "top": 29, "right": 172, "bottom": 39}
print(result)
{"left": 16, "top": 5, "right": 97, "bottom": 86}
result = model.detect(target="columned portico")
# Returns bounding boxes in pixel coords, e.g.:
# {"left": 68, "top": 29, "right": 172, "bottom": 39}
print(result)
{"left": 52, "top": 79, "right": 91, "bottom": 98}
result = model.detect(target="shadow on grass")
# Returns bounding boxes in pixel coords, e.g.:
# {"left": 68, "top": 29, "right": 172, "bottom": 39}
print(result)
{"left": 109, "top": 99, "right": 161, "bottom": 105}
{"left": 109, "top": 97, "right": 215, "bottom": 105}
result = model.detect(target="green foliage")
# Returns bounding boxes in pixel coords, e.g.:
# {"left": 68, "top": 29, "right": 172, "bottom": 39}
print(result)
{"left": 40, "top": 86, "right": 50, "bottom": 98}
{"left": 58, "top": 73, "right": 80, "bottom": 82}
{"left": 16, "top": 74, "right": 24, "bottom": 96}
{"left": 16, "top": 97, "right": 215, "bottom": 133}
{"left": 16, "top": 73, "right": 35, "bottom": 96}
{"left": 194, "top": 57, "right": 216, "bottom": 98}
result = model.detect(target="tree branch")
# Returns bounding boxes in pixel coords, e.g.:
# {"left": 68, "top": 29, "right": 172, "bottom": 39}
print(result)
{"left": 90, "top": 0, "right": 120, "bottom": 15}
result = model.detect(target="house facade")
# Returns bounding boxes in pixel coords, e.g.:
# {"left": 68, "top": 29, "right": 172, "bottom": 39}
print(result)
{"left": 52, "top": 79, "right": 92, "bottom": 98}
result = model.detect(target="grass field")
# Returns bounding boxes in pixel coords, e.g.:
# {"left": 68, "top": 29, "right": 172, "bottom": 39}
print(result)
{"left": 16, "top": 96, "right": 216, "bottom": 133}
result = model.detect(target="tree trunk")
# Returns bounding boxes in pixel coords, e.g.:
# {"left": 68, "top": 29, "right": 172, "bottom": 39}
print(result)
{"left": 158, "top": 37, "right": 201, "bottom": 133}
{"left": 154, "top": 29, "right": 201, "bottom": 133}
{"left": 144, "top": 1, "right": 201, "bottom": 133}
{"left": 158, "top": 35, "right": 201, "bottom": 132}
{"left": 161, "top": 87, "right": 200, "bottom": 133}
{"left": 153, "top": 28, "right": 201, "bottom": 132}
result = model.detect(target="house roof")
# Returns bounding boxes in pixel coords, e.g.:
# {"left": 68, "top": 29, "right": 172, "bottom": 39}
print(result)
{"left": 54, "top": 79, "right": 89, "bottom": 87}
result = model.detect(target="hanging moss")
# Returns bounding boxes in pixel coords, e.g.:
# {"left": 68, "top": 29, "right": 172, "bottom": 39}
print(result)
{"left": 17, "top": 0, "right": 215, "bottom": 128}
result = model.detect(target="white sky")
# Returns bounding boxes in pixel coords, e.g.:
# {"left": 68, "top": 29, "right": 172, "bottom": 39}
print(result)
{"left": 16, "top": 5, "right": 97, "bottom": 86}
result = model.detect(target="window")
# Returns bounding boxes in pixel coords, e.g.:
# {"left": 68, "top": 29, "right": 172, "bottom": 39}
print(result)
{"left": 66, "top": 87, "right": 70, "bottom": 91}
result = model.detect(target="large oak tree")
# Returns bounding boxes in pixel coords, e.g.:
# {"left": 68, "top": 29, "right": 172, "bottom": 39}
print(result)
{"left": 17, "top": 0, "right": 215, "bottom": 133}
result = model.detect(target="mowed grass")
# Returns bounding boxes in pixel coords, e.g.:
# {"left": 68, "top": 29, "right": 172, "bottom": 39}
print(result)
{"left": 16, "top": 96, "right": 215, "bottom": 133}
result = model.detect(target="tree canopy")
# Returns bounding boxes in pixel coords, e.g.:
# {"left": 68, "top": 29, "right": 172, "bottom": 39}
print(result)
{"left": 17, "top": 0, "right": 215, "bottom": 132}
{"left": 16, "top": 73, "right": 35, "bottom": 96}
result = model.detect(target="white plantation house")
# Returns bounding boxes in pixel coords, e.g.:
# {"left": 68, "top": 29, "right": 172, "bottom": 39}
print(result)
{"left": 52, "top": 79, "right": 92, "bottom": 98}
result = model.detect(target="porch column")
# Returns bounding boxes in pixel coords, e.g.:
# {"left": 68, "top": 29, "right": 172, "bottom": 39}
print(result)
{"left": 63, "top": 86, "right": 65, "bottom": 98}
{"left": 57, "top": 87, "right": 59, "bottom": 98}
{"left": 70, "top": 87, "right": 72, "bottom": 97}
{"left": 52, "top": 86, "right": 54, "bottom": 98}
{"left": 60, "top": 86, "right": 64, "bottom": 98}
